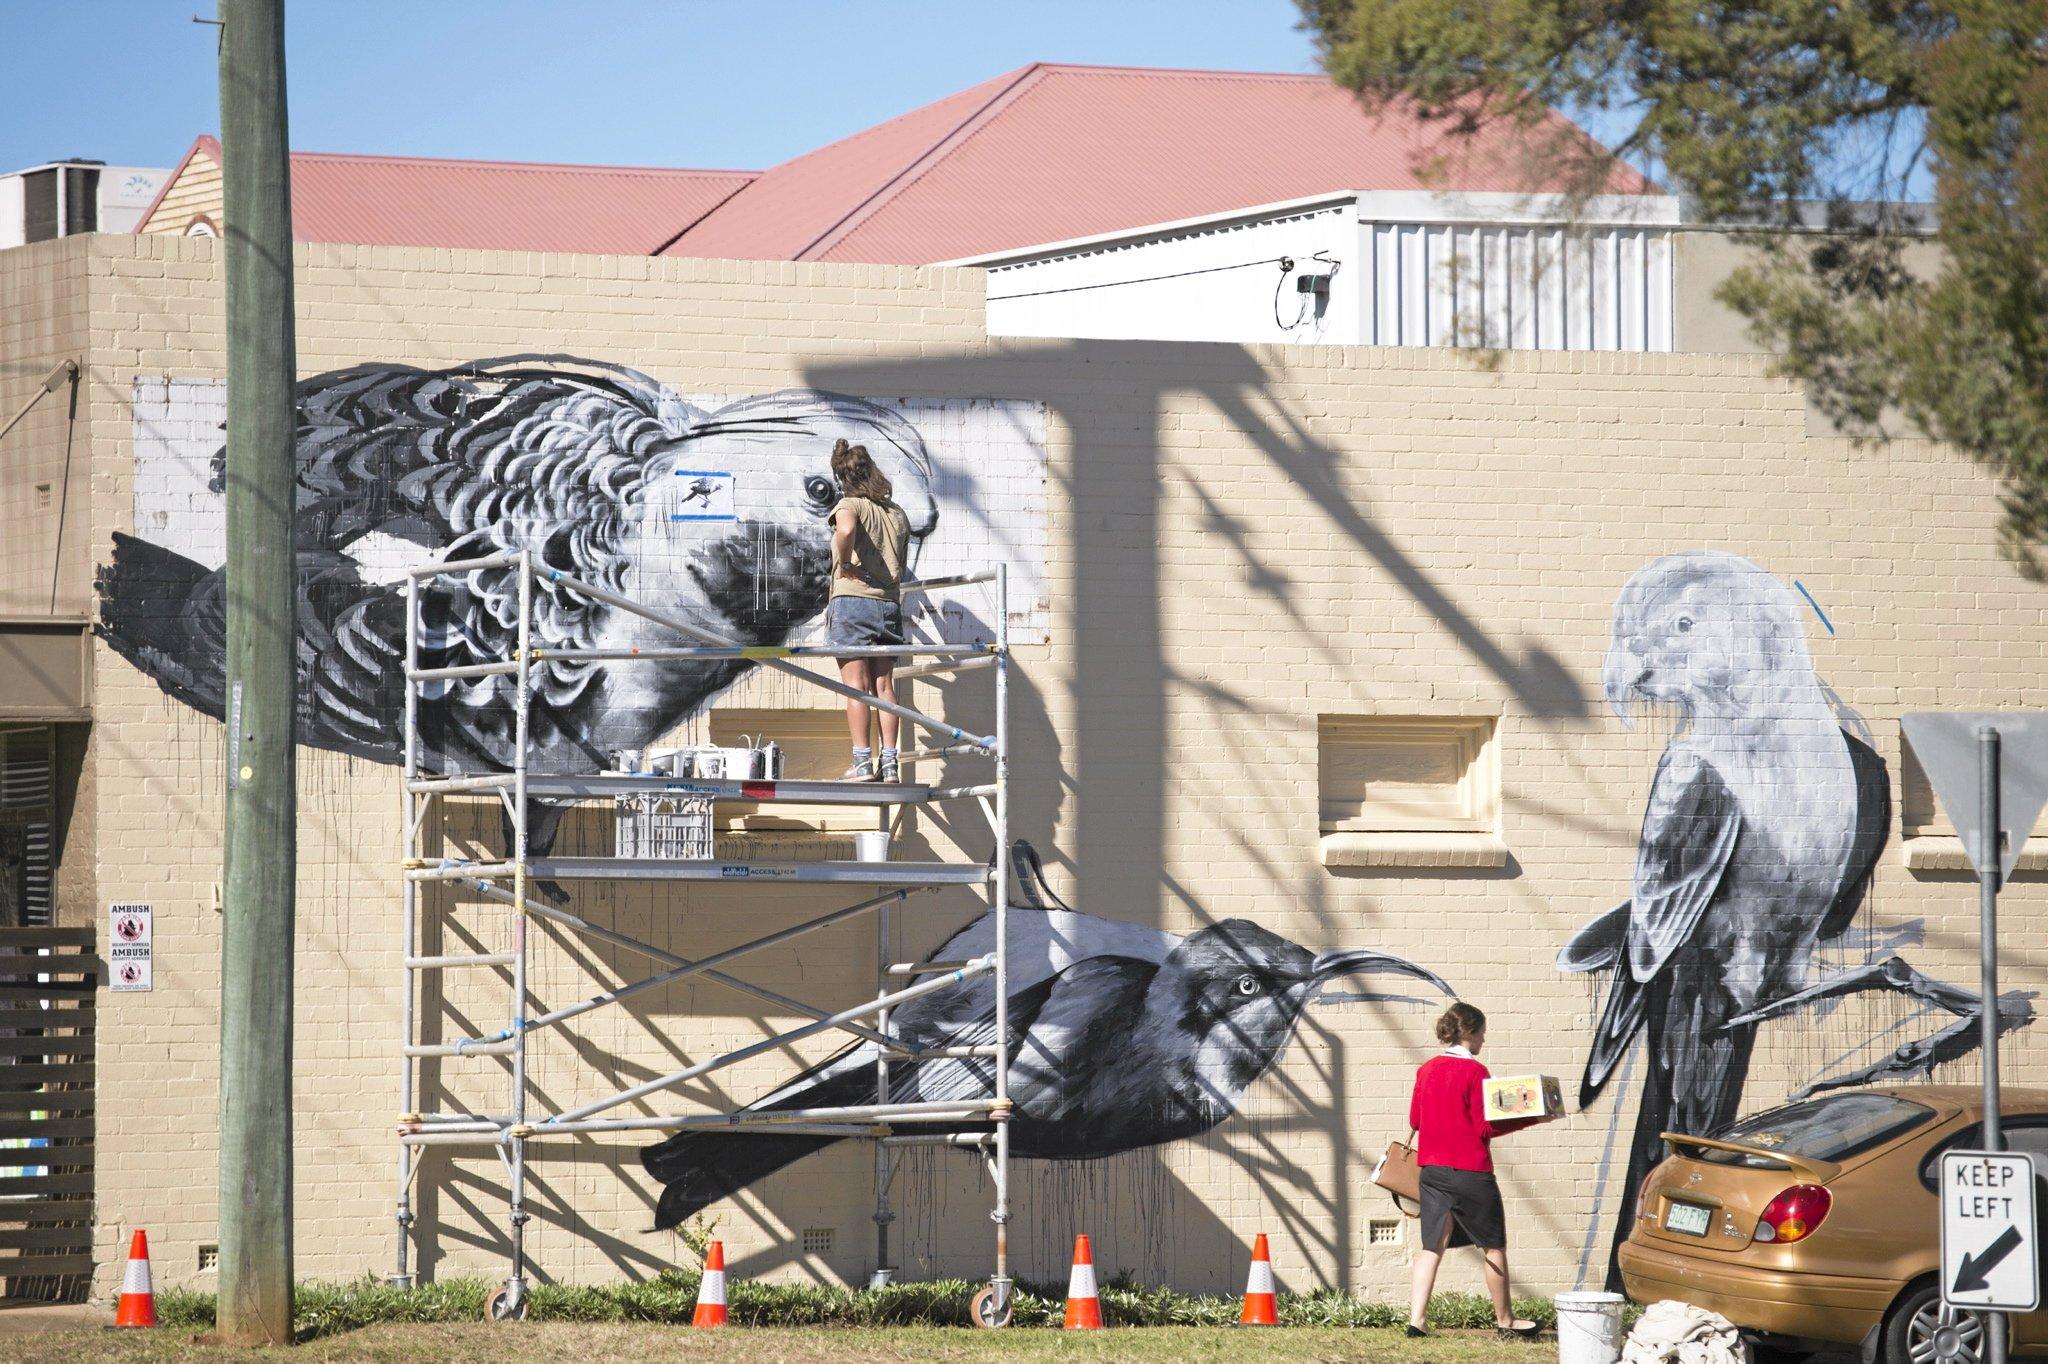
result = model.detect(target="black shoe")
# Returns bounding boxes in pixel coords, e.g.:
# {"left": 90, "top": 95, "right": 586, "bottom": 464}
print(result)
{"left": 1496, "top": 1319, "right": 1541, "bottom": 1339}
{"left": 1405, "top": 1324, "right": 1429, "bottom": 1337}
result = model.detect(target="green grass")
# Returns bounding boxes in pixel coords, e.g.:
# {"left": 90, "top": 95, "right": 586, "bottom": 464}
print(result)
{"left": 11, "top": 1323, "right": 1561, "bottom": 1364}
{"left": 149, "top": 1273, "right": 1568, "bottom": 1339}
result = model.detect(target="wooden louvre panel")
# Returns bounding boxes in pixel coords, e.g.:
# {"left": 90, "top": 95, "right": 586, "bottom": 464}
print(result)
{"left": 0, "top": 924, "right": 96, "bottom": 1297}
{"left": 1318, "top": 716, "right": 1497, "bottom": 834}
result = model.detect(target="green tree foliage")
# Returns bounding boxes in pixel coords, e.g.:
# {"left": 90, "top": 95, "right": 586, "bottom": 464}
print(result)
{"left": 1300, "top": 1, "right": 2048, "bottom": 574}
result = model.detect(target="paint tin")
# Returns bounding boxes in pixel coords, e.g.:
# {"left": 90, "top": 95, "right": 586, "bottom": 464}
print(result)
{"left": 759, "top": 742, "right": 784, "bottom": 780}
{"left": 854, "top": 831, "right": 890, "bottom": 863}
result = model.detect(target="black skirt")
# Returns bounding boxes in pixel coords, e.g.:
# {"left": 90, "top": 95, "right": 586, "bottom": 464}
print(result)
{"left": 1417, "top": 1165, "right": 1507, "bottom": 1251}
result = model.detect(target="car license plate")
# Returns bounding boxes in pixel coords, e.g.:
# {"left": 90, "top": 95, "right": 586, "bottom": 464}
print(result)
{"left": 1664, "top": 1201, "right": 1712, "bottom": 1237}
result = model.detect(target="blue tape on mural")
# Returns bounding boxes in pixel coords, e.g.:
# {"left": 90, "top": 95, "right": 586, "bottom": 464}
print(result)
{"left": 1793, "top": 579, "right": 1836, "bottom": 635}
{"left": 671, "top": 468, "right": 737, "bottom": 522}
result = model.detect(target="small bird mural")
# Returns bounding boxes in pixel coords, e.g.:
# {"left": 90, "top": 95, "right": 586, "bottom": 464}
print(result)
{"left": 1559, "top": 550, "right": 2034, "bottom": 1283}
{"left": 642, "top": 844, "right": 1453, "bottom": 1230}
{"left": 95, "top": 357, "right": 938, "bottom": 851}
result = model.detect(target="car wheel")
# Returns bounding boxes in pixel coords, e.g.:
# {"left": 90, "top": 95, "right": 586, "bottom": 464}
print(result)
{"left": 1882, "top": 1282, "right": 1987, "bottom": 1364}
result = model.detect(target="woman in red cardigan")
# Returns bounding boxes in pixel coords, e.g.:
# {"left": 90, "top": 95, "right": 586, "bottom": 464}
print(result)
{"left": 1404, "top": 1001, "right": 1545, "bottom": 1339}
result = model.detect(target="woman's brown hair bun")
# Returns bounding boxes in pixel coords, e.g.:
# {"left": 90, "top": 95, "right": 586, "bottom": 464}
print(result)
{"left": 1435, "top": 1001, "right": 1485, "bottom": 1047}
{"left": 830, "top": 438, "right": 893, "bottom": 501}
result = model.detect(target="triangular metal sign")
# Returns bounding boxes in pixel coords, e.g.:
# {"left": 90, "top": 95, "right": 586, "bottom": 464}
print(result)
{"left": 1903, "top": 712, "right": 2048, "bottom": 882}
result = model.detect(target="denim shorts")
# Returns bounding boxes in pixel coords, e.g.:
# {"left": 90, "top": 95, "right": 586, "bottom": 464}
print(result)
{"left": 825, "top": 596, "right": 905, "bottom": 651}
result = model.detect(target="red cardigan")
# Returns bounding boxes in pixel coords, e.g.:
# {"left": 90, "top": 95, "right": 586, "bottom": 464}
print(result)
{"left": 1407, "top": 1052, "right": 1534, "bottom": 1172}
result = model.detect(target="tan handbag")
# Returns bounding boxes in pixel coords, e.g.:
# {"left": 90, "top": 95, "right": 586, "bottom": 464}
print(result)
{"left": 1372, "top": 1138, "right": 1422, "bottom": 1217}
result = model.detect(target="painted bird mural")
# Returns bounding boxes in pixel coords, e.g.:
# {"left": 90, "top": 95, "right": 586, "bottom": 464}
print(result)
{"left": 95, "top": 357, "right": 938, "bottom": 851}
{"left": 1559, "top": 550, "right": 2033, "bottom": 1284}
{"left": 642, "top": 844, "right": 1452, "bottom": 1230}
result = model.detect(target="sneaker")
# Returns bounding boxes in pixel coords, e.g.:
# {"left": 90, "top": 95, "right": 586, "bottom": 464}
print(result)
{"left": 838, "top": 761, "right": 876, "bottom": 783}
{"left": 878, "top": 754, "right": 900, "bottom": 784}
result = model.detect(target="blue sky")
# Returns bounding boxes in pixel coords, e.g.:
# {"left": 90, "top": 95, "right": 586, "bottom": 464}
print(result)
{"left": 2, "top": 1, "right": 1323, "bottom": 173}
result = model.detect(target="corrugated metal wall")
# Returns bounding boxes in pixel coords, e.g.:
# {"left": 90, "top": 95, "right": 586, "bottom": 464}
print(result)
{"left": 1364, "top": 220, "right": 1673, "bottom": 352}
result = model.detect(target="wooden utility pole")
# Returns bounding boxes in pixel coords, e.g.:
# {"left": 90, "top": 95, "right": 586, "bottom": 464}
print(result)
{"left": 216, "top": 0, "right": 297, "bottom": 1345}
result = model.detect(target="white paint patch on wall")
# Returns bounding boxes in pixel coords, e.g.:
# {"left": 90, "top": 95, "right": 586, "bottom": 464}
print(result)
{"left": 131, "top": 376, "right": 227, "bottom": 569}
{"left": 130, "top": 378, "right": 1052, "bottom": 642}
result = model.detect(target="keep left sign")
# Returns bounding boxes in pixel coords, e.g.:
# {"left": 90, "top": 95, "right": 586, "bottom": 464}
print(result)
{"left": 1942, "top": 1149, "right": 2040, "bottom": 1312}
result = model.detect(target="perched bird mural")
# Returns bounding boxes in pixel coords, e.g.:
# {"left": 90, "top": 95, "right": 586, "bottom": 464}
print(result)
{"left": 1559, "top": 551, "right": 2033, "bottom": 1283}
{"left": 96, "top": 358, "right": 938, "bottom": 850}
{"left": 643, "top": 844, "right": 1453, "bottom": 1230}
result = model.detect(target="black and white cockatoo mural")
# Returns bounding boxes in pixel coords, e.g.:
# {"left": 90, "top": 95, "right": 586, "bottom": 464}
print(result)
{"left": 642, "top": 844, "right": 1453, "bottom": 1230}
{"left": 95, "top": 357, "right": 938, "bottom": 851}
{"left": 1559, "top": 550, "right": 2035, "bottom": 1283}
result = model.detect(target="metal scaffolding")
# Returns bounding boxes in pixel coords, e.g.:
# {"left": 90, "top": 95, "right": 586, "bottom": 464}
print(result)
{"left": 390, "top": 551, "right": 1016, "bottom": 1326}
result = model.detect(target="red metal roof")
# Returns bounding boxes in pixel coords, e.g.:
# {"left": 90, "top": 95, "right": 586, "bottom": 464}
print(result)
{"left": 137, "top": 136, "right": 755, "bottom": 255}
{"left": 664, "top": 63, "right": 1653, "bottom": 264}
{"left": 291, "top": 152, "right": 754, "bottom": 255}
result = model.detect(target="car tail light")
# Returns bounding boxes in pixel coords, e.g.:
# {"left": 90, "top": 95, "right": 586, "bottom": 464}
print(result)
{"left": 1637, "top": 1171, "right": 1660, "bottom": 1223}
{"left": 1753, "top": 1184, "right": 1831, "bottom": 1243}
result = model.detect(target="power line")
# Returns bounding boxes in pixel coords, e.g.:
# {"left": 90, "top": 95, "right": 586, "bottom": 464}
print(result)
{"left": 986, "top": 255, "right": 1295, "bottom": 302}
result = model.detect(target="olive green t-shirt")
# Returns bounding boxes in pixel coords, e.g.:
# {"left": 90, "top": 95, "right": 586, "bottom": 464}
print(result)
{"left": 829, "top": 495, "right": 910, "bottom": 602}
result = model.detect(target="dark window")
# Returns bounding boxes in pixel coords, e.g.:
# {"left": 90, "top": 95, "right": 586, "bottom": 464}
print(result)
{"left": 21, "top": 169, "right": 57, "bottom": 243}
{"left": 62, "top": 166, "right": 98, "bottom": 235}
{"left": 1696, "top": 1094, "right": 1936, "bottom": 1168}
{"left": 1918, "top": 1119, "right": 2048, "bottom": 1191}
{"left": 0, "top": 728, "right": 54, "bottom": 928}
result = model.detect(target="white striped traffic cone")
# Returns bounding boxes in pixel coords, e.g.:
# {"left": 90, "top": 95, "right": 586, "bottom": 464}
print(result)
{"left": 1238, "top": 1232, "right": 1278, "bottom": 1326}
{"left": 114, "top": 1228, "right": 156, "bottom": 1328}
{"left": 1063, "top": 1234, "right": 1102, "bottom": 1330}
{"left": 691, "top": 1240, "right": 728, "bottom": 1328}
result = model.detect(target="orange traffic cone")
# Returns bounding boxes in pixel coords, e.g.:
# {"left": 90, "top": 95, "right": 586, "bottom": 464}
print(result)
{"left": 114, "top": 1228, "right": 156, "bottom": 1328}
{"left": 1238, "top": 1232, "right": 1278, "bottom": 1326}
{"left": 691, "top": 1240, "right": 729, "bottom": 1328}
{"left": 1063, "top": 1233, "right": 1103, "bottom": 1330}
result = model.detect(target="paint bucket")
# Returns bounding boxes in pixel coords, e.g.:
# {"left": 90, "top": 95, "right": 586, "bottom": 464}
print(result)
{"left": 1554, "top": 1291, "right": 1626, "bottom": 1364}
{"left": 854, "top": 831, "right": 890, "bottom": 863}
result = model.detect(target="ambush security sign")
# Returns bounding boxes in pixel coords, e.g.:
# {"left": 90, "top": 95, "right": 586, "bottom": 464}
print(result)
{"left": 1943, "top": 1150, "right": 2040, "bottom": 1312}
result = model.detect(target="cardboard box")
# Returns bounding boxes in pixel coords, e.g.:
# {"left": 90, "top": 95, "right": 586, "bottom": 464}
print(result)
{"left": 1483, "top": 1074, "right": 1563, "bottom": 1123}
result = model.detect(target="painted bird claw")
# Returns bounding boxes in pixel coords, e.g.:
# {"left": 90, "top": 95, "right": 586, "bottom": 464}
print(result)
{"left": 1717, "top": 955, "right": 2036, "bottom": 1097}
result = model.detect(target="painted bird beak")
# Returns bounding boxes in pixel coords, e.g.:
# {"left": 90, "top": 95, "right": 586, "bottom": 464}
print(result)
{"left": 1603, "top": 643, "right": 1644, "bottom": 728}
{"left": 1309, "top": 949, "right": 1453, "bottom": 999}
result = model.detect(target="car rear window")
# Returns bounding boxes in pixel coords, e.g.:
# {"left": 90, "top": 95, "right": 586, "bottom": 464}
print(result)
{"left": 1695, "top": 1094, "right": 1935, "bottom": 1167}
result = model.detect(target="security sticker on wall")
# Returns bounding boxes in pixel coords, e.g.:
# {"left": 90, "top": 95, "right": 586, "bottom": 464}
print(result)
{"left": 108, "top": 903, "right": 152, "bottom": 993}
{"left": 670, "top": 470, "right": 736, "bottom": 522}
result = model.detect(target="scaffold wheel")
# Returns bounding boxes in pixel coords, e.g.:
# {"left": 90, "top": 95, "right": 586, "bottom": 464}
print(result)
{"left": 485, "top": 1281, "right": 530, "bottom": 1323}
{"left": 970, "top": 1284, "right": 1013, "bottom": 1329}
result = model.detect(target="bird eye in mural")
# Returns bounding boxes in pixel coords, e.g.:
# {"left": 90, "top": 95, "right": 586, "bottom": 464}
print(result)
{"left": 98, "top": 357, "right": 1046, "bottom": 851}
{"left": 642, "top": 843, "right": 1453, "bottom": 1230}
{"left": 1558, "top": 550, "right": 2035, "bottom": 1283}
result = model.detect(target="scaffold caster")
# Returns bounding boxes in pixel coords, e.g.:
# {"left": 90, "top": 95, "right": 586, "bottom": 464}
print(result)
{"left": 485, "top": 1278, "right": 530, "bottom": 1322}
{"left": 970, "top": 1281, "right": 1013, "bottom": 1329}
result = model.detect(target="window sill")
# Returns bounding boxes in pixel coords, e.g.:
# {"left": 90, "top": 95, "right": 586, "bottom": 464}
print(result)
{"left": 1319, "top": 832, "right": 1508, "bottom": 870}
{"left": 1901, "top": 835, "right": 2048, "bottom": 875}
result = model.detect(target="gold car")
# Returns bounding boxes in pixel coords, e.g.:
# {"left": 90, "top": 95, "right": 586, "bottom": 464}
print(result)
{"left": 1618, "top": 1086, "right": 2048, "bottom": 1363}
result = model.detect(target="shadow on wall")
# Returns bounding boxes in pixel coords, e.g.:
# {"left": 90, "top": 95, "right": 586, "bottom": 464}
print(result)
{"left": 785, "top": 340, "right": 1587, "bottom": 1291}
{"left": 804, "top": 340, "right": 1587, "bottom": 918}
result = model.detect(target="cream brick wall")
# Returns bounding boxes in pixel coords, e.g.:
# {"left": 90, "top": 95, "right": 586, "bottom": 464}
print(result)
{"left": 37, "top": 231, "right": 2048, "bottom": 1305}
{"left": 0, "top": 237, "right": 92, "bottom": 615}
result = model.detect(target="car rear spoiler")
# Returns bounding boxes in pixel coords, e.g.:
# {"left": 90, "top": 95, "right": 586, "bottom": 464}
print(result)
{"left": 1659, "top": 1132, "right": 1843, "bottom": 1182}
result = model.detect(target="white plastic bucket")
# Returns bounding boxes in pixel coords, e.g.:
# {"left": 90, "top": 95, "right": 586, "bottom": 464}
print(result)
{"left": 854, "top": 831, "right": 891, "bottom": 863}
{"left": 1554, "top": 1291, "right": 1626, "bottom": 1364}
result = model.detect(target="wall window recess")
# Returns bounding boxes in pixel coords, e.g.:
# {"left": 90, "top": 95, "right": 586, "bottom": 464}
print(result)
{"left": 707, "top": 708, "right": 883, "bottom": 835}
{"left": 1317, "top": 715, "right": 1506, "bottom": 870}
{"left": 1898, "top": 729, "right": 2045, "bottom": 875}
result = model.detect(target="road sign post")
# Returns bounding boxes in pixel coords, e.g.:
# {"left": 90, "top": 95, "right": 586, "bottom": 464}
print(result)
{"left": 1902, "top": 712, "right": 2048, "bottom": 1364}
{"left": 1942, "top": 1150, "right": 2039, "bottom": 1317}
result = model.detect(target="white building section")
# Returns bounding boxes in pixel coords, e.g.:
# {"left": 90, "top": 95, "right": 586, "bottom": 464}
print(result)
{"left": 0, "top": 161, "right": 169, "bottom": 248}
{"left": 953, "top": 190, "right": 1682, "bottom": 353}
